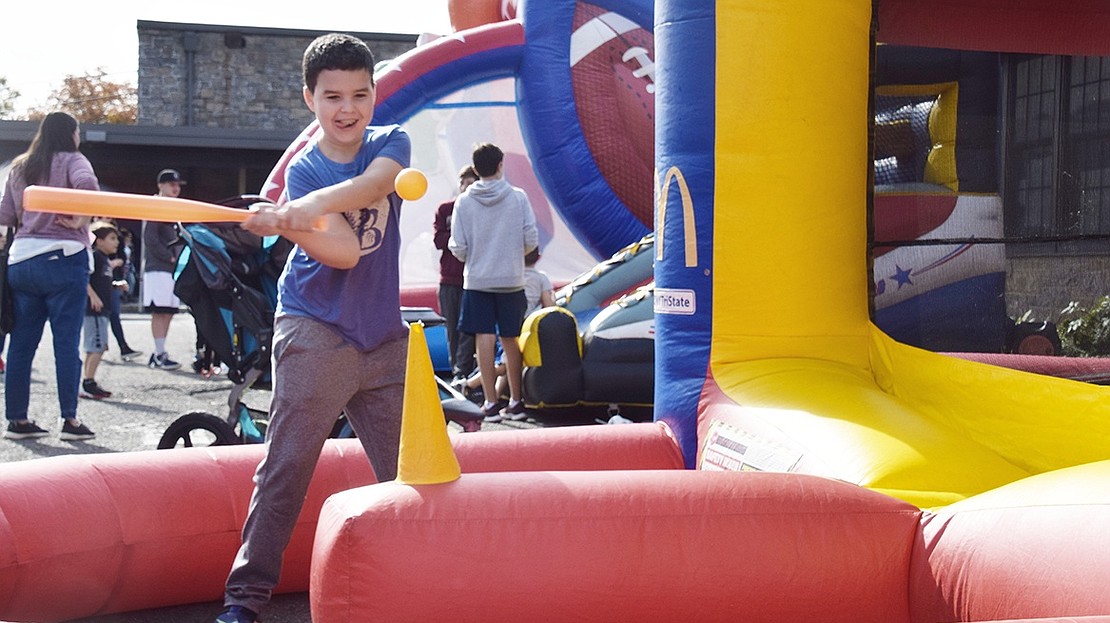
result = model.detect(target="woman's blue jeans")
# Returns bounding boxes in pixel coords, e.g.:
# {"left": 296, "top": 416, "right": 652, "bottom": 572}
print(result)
{"left": 4, "top": 249, "right": 89, "bottom": 422}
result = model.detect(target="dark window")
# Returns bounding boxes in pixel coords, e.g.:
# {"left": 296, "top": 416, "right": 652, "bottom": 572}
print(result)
{"left": 1005, "top": 54, "right": 1110, "bottom": 253}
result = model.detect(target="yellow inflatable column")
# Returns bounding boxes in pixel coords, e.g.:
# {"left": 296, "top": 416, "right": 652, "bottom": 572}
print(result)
{"left": 713, "top": 0, "right": 872, "bottom": 367}
{"left": 704, "top": 0, "right": 1029, "bottom": 508}
{"left": 703, "top": 0, "right": 1110, "bottom": 508}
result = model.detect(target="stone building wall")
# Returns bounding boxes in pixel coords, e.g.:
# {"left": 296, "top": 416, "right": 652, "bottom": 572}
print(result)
{"left": 138, "top": 22, "right": 417, "bottom": 131}
{"left": 1006, "top": 254, "right": 1110, "bottom": 321}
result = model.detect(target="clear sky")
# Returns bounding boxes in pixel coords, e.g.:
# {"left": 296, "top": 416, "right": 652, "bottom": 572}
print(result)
{"left": 0, "top": 0, "right": 455, "bottom": 116}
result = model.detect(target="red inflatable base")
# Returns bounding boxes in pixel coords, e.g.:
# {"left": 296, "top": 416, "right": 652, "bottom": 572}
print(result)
{"left": 310, "top": 460, "right": 1110, "bottom": 623}
{"left": 0, "top": 423, "right": 682, "bottom": 622}
{"left": 312, "top": 471, "right": 920, "bottom": 623}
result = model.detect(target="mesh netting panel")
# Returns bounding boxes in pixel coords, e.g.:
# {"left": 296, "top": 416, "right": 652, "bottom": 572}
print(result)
{"left": 874, "top": 95, "right": 936, "bottom": 185}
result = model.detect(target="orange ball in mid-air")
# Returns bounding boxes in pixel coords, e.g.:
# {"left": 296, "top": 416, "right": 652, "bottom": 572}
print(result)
{"left": 394, "top": 168, "right": 429, "bottom": 201}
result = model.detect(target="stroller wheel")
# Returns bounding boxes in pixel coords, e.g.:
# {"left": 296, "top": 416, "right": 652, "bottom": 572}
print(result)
{"left": 157, "top": 411, "right": 240, "bottom": 449}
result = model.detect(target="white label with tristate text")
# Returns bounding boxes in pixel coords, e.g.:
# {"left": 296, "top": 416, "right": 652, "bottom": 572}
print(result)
{"left": 654, "top": 288, "right": 696, "bottom": 315}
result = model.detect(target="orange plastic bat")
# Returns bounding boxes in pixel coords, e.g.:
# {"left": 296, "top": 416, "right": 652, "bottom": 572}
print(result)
{"left": 23, "top": 186, "right": 261, "bottom": 224}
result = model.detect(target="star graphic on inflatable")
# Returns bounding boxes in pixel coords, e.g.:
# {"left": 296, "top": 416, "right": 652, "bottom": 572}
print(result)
{"left": 891, "top": 264, "right": 914, "bottom": 289}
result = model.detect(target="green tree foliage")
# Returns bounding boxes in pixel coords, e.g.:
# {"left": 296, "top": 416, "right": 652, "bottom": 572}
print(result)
{"left": 27, "top": 68, "right": 137, "bottom": 124}
{"left": 1059, "top": 296, "right": 1110, "bottom": 357}
{"left": 0, "top": 76, "right": 19, "bottom": 119}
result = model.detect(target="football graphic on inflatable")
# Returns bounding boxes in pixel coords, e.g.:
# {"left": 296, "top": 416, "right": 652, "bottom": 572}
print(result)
{"left": 517, "top": 0, "right": 655, "bottom": 257}
{"left": 569, "top": 4, "right": 656, "bottom": 228}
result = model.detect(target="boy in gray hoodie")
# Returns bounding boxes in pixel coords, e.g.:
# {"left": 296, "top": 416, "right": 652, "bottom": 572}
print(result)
{"left": 449, "top": 143, "right": 538, "bottom": 421}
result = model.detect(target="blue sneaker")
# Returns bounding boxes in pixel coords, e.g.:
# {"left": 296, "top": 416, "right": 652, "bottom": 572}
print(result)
{"left": 215, "top": 605, "right": 257, "bottom": 623}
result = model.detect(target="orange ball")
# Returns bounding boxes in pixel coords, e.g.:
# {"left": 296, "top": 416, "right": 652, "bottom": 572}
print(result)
{"left": 394, "top": 168, "right": 428, "bottom": 201}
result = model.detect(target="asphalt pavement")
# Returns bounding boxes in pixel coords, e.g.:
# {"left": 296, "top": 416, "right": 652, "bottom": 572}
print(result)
{"left": 1, "top": 312, "right": 618, "bottom": 622}
{"left": 0, "top": 313, "right": 559, "bottom": 464}
{"left": 2, "top": 313, "right": 241, "bottom": 463}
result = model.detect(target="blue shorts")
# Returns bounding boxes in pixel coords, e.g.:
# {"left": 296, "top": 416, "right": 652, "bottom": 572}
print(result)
{"left": 459, "top": 289, "right": 527, "bottom": 337}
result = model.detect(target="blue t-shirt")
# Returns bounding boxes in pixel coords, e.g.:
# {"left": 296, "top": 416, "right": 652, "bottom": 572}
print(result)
{"left": 276, "top": 125, "right": 411, "bottom": 351}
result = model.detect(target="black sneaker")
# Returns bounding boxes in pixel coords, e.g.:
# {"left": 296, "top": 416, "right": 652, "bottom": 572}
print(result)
{"left": 120, "top": 347, "right": 143, "bottom": 361}
{"left": 501, "top": 400, "right": 528, "bottom": 421}
{"left": 214, "top": 605, "right": 257, "bottom": 623}
{"left": 80, "top": 379, "right": 113, "bottom": 399}
{"left": 4, "top": 420, "right": 49, "bottom": 440}
{"left": 148, "top": 353, "right": 181, "bottom": 370}
{"left": 60, "top": 420, "right": 96, "bottom": 441}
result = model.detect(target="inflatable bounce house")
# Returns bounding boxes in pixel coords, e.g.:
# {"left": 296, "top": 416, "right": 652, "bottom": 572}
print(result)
{"left": 274, "top": 0, "right": 1101, "bottom": 412}
{"left": 4, "top": 1, "right": 1110, "bottom": 622}
{"left": 512, "top": 2, "right": 1105, "bottom": 412}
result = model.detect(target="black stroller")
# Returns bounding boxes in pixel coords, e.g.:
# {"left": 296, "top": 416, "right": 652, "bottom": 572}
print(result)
{"left": 156, "top": 195, "right": 303, "bottom": 448}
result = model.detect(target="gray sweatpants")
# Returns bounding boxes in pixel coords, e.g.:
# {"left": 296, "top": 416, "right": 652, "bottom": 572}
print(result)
{"left": 224, "top": 315, "right": 407, "bottom": 614}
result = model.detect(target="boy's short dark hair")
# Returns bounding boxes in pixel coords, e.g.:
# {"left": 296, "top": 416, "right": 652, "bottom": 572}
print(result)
{"left": 471, "top": 143, "right": 503, "bottom": 178}
{"left": 91, "top": 221, "right": 118, "bottom": 241}
{"left": 303, "top": 33, "right": 376, "bottom": 93}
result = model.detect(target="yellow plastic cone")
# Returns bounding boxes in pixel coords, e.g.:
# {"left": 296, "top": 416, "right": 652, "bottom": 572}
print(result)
{"left": 396, "top": 322, "right": 462, "bottom": 485}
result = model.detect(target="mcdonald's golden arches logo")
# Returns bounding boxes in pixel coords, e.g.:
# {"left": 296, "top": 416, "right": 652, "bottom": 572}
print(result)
{"left": 655, "top": 166, "right": 698, "bottom": 268}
